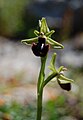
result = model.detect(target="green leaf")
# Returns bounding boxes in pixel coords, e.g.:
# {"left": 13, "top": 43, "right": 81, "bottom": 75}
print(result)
{"left": 21, "top": 37, "right": 38, "bottom": 45}
{"left": 47, "top": 37, "right": 64, "bottom": 49}
{"left": 40, "top": 17, "right": 49, "bottom": 34}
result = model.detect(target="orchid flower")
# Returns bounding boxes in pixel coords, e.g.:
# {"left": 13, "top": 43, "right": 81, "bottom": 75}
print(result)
{"left": 21, "top": 18, "right": 64, "bottom": 57}
{"left": 47, "top": 53, "right": 74, "bottom": 91}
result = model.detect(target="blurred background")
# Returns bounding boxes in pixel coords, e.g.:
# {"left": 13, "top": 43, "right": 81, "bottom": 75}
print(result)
{"left": 0, "top": 0, "right": 83, "bottom": 120}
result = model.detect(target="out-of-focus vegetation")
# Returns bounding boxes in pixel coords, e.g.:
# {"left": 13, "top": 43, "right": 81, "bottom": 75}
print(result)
{"left": 0, "top": 101, "right": 36, "bottom": 120}
{"left": 0, "top": 0, "right": 30, "bottom": 37}
{"left": 0, "top": 0, "right": 83, "bottom": 120}
{"left": 0, "top": 91, "right": 83, "bottom": 120}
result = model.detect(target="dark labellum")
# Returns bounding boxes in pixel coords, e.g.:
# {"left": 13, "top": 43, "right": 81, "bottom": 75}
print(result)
{"left": 32, "top": 37, "right": 49, "bottom": 57}
{"left": 58, "top": 80, "right": 71, "bottom": 91}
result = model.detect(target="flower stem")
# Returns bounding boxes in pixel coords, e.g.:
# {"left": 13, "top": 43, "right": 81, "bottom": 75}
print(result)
{"left": 36, "top": 87, "right": 43, "bottom": 120}
{"left": 43, "top": 72, "right": 58, "bottom": 87}
{"left": 36, "top": 56, "right": 47, "bottom": 120}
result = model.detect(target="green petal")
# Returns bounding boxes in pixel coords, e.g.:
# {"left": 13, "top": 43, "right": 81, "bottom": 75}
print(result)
{"left": 21, "top": 37, "right": 38, "bottom": 45}
{"left": 59, "top": 74, "right": 74, "bottom": 83}
{"left": 34, "top": 30, "right": 39, "bottom": 36}
{"left": 47, "top": 37, "right": 64, "bottom": 49}
{"left": 45, "top": 30, "right": 55, "bottom": 37}
{"left": 58, "top": 66, "right": 64, "bottom": 73}
{"left": 40, "top": 17, "right": 49, "bottom": 34}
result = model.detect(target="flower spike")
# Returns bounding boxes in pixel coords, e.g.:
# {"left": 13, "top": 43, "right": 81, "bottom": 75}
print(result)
{"left": 21, "top": 17, "right": 74, "bottom": 120}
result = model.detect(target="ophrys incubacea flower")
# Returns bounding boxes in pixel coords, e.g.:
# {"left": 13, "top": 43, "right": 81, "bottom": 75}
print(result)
{"left": 21, "top": 18, "right": 64, "bottom": 57}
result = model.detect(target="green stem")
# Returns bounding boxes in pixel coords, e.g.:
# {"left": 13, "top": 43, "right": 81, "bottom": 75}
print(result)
{"left": 36, "top": 56, "right": 47, "bottom": 120}
{"left": 43, "top": 72, "right": 58, "bottom": 87}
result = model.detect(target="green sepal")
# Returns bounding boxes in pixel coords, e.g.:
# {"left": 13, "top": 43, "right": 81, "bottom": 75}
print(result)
{"left": 21, "top": 37, "right": 38, "bottom": 45}
{"left": 59, "top": 74, "right": 74, "bottom": 83}
{"left": 48, "top": 66, "right": 56, "bottom": 73}
{"left": 47, "top": 37, "right": 64, "bottom": 49}
{"left": 58, "top": 79, "right": 71, "bottom": 84}
{"left": 48, "top": 53, "right": 57, "bottom": 73}
{"left": 50, "top": 53, "right": 56, "bottom": 68}
{"left": 39, "top": 17, "right": 49, "bottom": 34}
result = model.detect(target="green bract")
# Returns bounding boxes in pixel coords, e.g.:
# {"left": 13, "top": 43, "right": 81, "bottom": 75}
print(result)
{"left": 21, "top": 18, "right": 64, "bottom": 49}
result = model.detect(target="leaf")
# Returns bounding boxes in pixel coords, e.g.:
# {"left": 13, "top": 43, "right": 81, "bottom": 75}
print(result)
{"left": 21, "top": 37, "right": 38, "bottom": 45}
{"left": 47, "top": 37, "right": 64, "bottom": 49}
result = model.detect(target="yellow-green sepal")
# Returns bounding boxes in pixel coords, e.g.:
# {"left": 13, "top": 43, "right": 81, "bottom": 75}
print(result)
{"left": 59, "top": 74, "right": 74, "bottom": 83}
{"left": 39, "top": 17, "right": 49, "bottom": 34}
{"left": 48, "top": 53, "right": 57, "bottom": 73}
{"left": 21, "top": 37, "right": 38, "bottom": 45}
{"left": 47, "top": 37, "right": 64, "bottom": 49}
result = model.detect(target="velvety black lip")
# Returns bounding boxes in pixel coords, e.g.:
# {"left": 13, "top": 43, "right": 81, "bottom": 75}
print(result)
{"left": 32, "top": 37, "right": 49, "bottom": 57}
{"left": 38, "top": 37, "right": 46, "bottom": 44}
{"left": 58, "top": 80, "right": 71, "bottom": 91}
